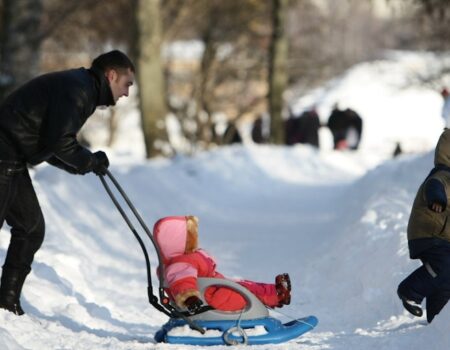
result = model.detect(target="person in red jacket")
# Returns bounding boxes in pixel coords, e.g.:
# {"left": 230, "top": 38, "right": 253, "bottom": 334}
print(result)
{"left": 153, "top": 215, "right": 291, "bottom": 313}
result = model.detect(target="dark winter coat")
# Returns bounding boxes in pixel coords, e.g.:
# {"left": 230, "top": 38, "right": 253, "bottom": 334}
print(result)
{"left": 285, "top": 110, "right": 320, "bottom": 147}
{"left": 407, "top": 129, "right": 450, "bottom": 258}
{"left": 327, "top": 108, "right": 362, "bottom": 149}
{"left": 0, "top": 67, "right": 114, "bottom": 173}
{"left": 296, "top": 111, "right": 320, "bottom": 147}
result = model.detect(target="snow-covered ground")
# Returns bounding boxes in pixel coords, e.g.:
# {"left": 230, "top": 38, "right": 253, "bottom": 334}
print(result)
{"left": 1, "top": 51, "right": 450, "bottom": 349}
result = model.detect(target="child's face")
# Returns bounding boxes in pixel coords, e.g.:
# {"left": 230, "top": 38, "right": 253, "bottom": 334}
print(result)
{"left": 185, "top": 216, "right": 199, "bottom": 253}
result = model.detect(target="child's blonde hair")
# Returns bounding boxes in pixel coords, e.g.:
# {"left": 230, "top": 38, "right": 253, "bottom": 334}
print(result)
{"left": 185, "top": 216, "right": 199, "bottom": 253}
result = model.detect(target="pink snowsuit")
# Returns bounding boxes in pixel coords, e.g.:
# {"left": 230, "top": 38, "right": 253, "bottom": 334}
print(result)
{"left": 153, "top": 216, "right": 280, "bottom": 311}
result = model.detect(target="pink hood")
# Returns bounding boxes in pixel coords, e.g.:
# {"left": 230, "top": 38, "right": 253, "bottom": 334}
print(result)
{"left": 153, "top": 216, "right": 187, "bottom": 261}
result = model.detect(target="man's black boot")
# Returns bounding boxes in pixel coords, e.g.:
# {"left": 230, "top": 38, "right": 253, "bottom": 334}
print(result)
{"left": 0, "top": 267, "right": 29, "bottom": 316}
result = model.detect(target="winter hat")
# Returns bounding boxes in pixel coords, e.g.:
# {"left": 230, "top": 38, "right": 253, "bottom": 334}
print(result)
{"left": 153, "top": 216, "right": 187, "bottom": 261}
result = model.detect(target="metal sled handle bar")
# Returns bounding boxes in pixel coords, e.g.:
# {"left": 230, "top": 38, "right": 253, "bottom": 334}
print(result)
{"left": 98, "top": 172, "right": 168, "bottom": 313}
{"left": 98, "top": 170, "right": 206, "bottom": 333}
{"left": 101, "top": 170, "right": 166, "bottom": 282}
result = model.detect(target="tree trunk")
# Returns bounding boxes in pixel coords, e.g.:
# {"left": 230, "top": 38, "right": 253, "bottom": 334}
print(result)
{"left": 194, "top": 14, "right": 217, "bottom": 148}
{"left": 268, "top": 0, "right": 289, "bottom": 144}
{"left": 107, "top": 109, "right": 118, "bottom": 147}
{"left": 0, "top": 0, "right": 43, "bottom": 100}
{"left": 134, "top": 0, "right": 168, "bottom": 158}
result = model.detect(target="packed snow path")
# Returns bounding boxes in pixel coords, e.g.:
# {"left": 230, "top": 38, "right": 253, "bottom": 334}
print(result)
{"left": 1, "top": 145, "right": 449, "bottom": 349}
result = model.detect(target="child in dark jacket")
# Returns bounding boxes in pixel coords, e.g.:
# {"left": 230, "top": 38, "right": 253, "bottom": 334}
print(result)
{"left": 398, "top": 128, "right": 450, "bottom": 322}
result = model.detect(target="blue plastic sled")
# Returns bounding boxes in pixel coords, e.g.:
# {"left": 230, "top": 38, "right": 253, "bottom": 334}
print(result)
{"left": 154, "top": 278, "right": 318, "bottom": 346}
{"left": 155, "top": 315, "right": 318, "bottom": 345}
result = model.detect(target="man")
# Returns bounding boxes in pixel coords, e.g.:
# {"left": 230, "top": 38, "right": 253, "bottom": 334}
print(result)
{"left": 397, "top": 128, "right": 450, "bottom": 323}
{"left": 0, "top": 50, "right": 135, "bottom": 315}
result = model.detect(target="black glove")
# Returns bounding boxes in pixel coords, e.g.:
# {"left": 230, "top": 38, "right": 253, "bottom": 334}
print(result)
{"left": 92, "top": 151, "right": 109, "bottom": 176}
{"left": 184, "top": 296, "right": 203, "bottom": 314}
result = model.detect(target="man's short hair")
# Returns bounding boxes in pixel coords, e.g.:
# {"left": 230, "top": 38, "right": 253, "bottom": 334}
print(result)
{"left": 91, "top": 50, "right": 135, "bottom": 73}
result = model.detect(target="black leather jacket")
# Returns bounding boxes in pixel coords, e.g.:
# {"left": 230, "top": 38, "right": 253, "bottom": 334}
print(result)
{"left": 0, "top": 67, "right": 114, "bottom": 173}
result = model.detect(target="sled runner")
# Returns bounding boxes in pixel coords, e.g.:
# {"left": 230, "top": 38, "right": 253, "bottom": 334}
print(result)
{"left": 100, "top": 171, "right": 318, "bottom": 346}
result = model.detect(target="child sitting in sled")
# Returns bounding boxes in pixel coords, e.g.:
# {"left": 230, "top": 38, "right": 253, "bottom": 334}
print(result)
{"left": 153, "top": 215, "right": 292, "bottom": 313}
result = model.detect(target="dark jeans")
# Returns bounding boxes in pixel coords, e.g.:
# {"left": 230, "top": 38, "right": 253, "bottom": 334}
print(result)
{"left": 398, "top": 245, "right": 450, "bottom": 322}
{"left": 0, "top": 162, "right": 45, "bottom": 273}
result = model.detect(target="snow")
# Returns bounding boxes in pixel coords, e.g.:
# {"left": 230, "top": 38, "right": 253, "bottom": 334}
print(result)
{"left": 167, "top": 324, "right": 268, "bottom": 337}
{"left": 1, "top": 51, "right": 450, "bottom": 349}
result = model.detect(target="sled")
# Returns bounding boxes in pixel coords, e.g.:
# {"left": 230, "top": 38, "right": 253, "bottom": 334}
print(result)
{"left": 154, "top": 278, "right": 318, "bottom": 345}
{"left": 99, "top": 171, "right": 318, "bottom": 346}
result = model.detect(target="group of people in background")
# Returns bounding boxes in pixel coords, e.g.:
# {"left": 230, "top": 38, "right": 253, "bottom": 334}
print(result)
{"left": 250, "top": 104, "right": 363, "bottom": 150}
{"left": 171, "top": 83, "right": 450, "bottom": 151}
{"left": 247, "top": 85, "right": 450, "bottom": 151}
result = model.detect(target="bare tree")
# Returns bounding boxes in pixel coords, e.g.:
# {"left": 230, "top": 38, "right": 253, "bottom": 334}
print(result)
{"left": 268, "top": 0, "right": 289, "bottom": 144}
{"left": 0, "top": 0, "right": 43, "bottom": 100}
{"left": 133, "top": 0, "right": 168, "bottom": 158}
{"left": 411, "top": 0, "right": 450, "bottom": 50}
{"left": 0, "top": 0, "right": 105, "bottom": 100}
{"left": 40, "top": 0, "right": 134, "bottom": 148}
{"left": 286, "top": 0, "right": 388, "bottom": 90}
{"left": 163, "top": 0, "right": 271, "bottom": 152}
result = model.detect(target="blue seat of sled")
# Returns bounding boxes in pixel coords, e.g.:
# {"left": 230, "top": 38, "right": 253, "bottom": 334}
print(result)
{"left": 154, "top": 315, "right": 318, "bottom": 345}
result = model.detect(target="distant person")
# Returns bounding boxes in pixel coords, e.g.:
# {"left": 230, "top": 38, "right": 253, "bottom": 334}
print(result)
{"left": 296, "top": 108, "right": 320, "bottom": 148}
{"left": 327, "top": 105, "right": 362, "bottom": 150}
{"left": 285, "top": 107, "right": 320, "bottom": 148}
{"left": 251, "top": 117, "right": 265, "bottom": 144}
{"left": 0, "top": 50, "right": 135, "bottom": 315}
{"left": 285, "top": 112, "right": 300, "bottom": 146}
{"left": 397, "top": 129, "right": 450, "bottom": 323}
{"left": 441, "top": 88, "right": 450, "bottom": 128}
{"left": 223, "top": 122, "right": 242, "bottom": 144}
{"left": 393, "top": 142, "right": 403, "bottom": 158}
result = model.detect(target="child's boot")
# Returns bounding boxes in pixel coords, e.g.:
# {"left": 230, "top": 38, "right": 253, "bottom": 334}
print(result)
{"left": 397, "top": 290, "right": 423, "bottom": 317}
{"left": 276, "top": 273, "right": 291, "bottom": 307}
{"left": 397, "top": 265, "right": 437, "bottom": 318}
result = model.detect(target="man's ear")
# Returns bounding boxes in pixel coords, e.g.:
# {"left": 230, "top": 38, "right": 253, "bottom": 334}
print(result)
{"left": 105, "top": 69, "right": 117, "bottom": 83}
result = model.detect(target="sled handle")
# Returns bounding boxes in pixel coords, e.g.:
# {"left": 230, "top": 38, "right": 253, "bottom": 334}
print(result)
{"left": 98, "top": 172, "right": 162, "bottom": 302}
{"left": 99, "top": 170, "right": 207, "bottom": 333}
{"left": 100, "top": 170, "right": 167, "bottom": 284}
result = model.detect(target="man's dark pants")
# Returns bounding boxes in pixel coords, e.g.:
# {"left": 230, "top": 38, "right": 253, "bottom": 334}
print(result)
{"left": 0, "top": 162, "right": 45, "bottom": 304}
{"left": 398, "top": 245, "right": 450, "bottom": 322}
